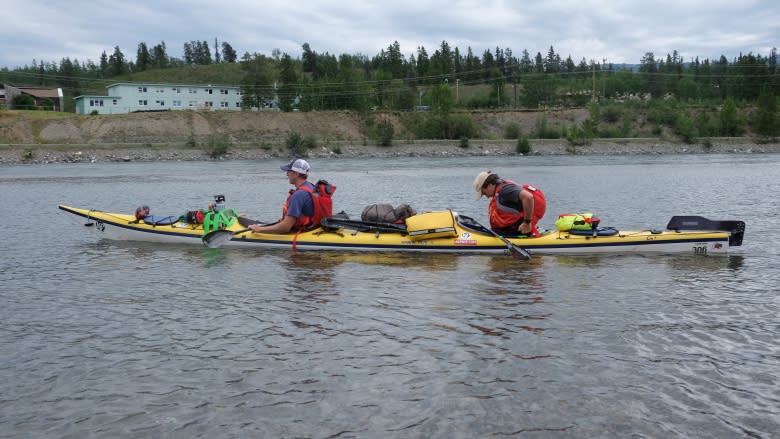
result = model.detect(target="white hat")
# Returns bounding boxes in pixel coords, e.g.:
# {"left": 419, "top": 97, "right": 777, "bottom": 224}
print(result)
{"left": 281, "top": 158, "right": 311, "bottom": 174}
{"left": 473, "top": 171, "right": 491, "bottom": 200}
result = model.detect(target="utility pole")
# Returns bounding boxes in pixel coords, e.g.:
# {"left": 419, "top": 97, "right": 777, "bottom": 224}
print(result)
{"left": 591, "top": 60, "right": 596, "bottom": 103}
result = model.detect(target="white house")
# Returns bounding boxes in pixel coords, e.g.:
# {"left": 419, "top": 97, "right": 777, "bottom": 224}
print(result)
{"left": 74, "top": 82, "right": 243, "bottom": 114}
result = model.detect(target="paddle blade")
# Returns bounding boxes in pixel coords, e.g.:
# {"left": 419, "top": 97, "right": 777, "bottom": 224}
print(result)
{"left": 507, "top": 244, "right": 532, "bottom": 261}
{"left": 202, "top": 230, "right": 235, "bottom": 248}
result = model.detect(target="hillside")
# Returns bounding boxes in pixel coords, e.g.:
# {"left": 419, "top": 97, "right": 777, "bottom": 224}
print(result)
{"left": 1, "top": 108, "right": 778, "bottom": 164}
{"left": 0, "top": 108, "right": 590, "bottom": 146}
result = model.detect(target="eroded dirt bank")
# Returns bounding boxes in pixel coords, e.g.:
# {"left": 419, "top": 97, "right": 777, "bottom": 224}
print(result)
{"left": 1, "top": 109, "right": 777, "bottom": 164}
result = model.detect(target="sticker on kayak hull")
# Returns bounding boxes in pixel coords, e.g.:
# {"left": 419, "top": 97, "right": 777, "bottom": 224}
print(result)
{"left": 455, "top": 232, "right": 477, "bottom": 245}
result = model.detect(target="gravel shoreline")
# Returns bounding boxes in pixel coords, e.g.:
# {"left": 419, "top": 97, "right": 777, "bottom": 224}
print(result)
{"left": 2, "top": 139, "right": 778, "bottom": 164}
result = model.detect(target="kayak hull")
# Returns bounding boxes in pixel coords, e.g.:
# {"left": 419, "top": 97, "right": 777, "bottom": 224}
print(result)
{"left": 59, "top": 205, "right": 740, "bottom": 256}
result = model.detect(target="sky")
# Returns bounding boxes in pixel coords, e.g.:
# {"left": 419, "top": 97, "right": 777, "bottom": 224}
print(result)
{"left": 2, "top": 0, "right": 777, "bottom": 69}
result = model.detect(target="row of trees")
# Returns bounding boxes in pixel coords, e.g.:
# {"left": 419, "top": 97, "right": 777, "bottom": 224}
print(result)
{"left": 102, "top": 38, "right": 239, "bottom": 75}
{"left": 0, "top": 37, "right": 239, "bottom": 95}
{"left": 240, "top": 42, "right": 778, "bottom": 114}
{"left": 182, "top": 39, "right": 238, "bottom": 66}
{"left": 1, "top": 38, "right": 778, "bottom": 118}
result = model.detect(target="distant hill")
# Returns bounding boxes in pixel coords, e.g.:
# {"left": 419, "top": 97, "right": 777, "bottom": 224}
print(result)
{"left": 612, "top": 63, "right": 639, "bottom": 72}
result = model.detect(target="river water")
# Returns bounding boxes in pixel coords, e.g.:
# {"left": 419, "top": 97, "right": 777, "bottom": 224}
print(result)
{"left": 1, "top": 154, "right": 778, "bottom": 438}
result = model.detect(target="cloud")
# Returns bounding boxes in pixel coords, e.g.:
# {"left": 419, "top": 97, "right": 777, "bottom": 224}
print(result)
{"left": 1, "top": 0, "right": 776, "bottom": 69}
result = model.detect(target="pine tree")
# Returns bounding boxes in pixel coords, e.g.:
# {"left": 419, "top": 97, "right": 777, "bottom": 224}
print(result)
{"left": 753, "top": 88, "right": 779, "bottom": 136}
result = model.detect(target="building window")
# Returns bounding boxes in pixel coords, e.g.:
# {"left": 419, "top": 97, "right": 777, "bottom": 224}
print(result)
{"left": 220, "top": 101, "right": 229, "bottom": 108}
{"left": 189, "top": 88, "right": 197, "bottom": 94}
{"left": 235, "top": 102, "right": 241, "bottom": 108}
{"left": 112, "top": 99, "right": 118, "bottom": 105}
{"left": 236, "top": 90, "right": 242, "bottom": 95}
{"left": 220, "top": 89, "right": 228, "bottom": 95}
{"left": 138, "top": 100, "right": 148, "bottom": 106}
{"left": 138, "top": 87, "right": 147, "bottom": 92}
{"left": 172, "top": 87, "right": 180, "bottom": 93}
{"left": 156, "top": 88, "right": 165, "bottom": 93}
{"left": 188, "top": 101, "right": 197, "bottom": 107}
{"left": 205, "top": 88, "right": 213, "bottom": 94}
{"left": 173, "top": 100, "right": 181, "bottom": 107}
{"left": 155, "top": 100, "right": 165, "bottom": 106}
{"left": 204, "top": 101, "right": 213, "bottom": 108}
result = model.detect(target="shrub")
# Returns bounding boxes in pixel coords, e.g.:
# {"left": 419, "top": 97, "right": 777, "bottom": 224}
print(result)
{"left": 204, "top": 133, "right": 232, "bottom": 158}
{"left": 503, "top": 122, "right": 520, "bottom": 139}
{"left": 673, "top": 111, "right": 696, "bottom": 144}
{"left": 361, "top": 115, "right": 394, "bottom": 146}
{"left": 534, "top": 115, "right": 548, "bottom": 138}
{"left": 302, "top": 134, "right": 318, "bottom": 149}
{"left": 13, "top": 94, "right": 36, "bottom": 110}
{"left": 752, "top": 88, "right": 779, "bottom": 137}
{"left": 459, "top": 137, "right": 470, "bottom": 148}
{"left": 598, "top": 126, "right": 623, "bottom": 138}
{"left": 621, "top": 113, "right": 632, "bottom": 137}
{"left": 588, "top": 103, "right": 602, "bottom": 124}
{"left": 375, "top": 119, "right": 394, "bottom": 146}
{"left": 694, "top": 111, "right": 716, "bottom": 137}
{"left": 448, "top": 114, "right": 477, "bottom": 139}
{"left": 601, "top": 104, "right": 623, "bottom": 124}
{"left": 646, "top": 99, "right": 679, "bottom": 127}
{"left": 284, "top": 133, "right": 318, "bottom": 154}
{"left": 534, "top": 115, "right": 560, "bottom": 139}
{"left": 565, "top": 123, "right": 593, "bottom": 147}
{"left": 719, "top": 98, "right": 744, "bottom": 137}
{"left": 186, "top": 133, "right": 197, "bottom": 147}
{"left": 401, "top": 112, "right": 476, "bottom": 140}
{"left": 286, "top": 132, "right": 307, "bottom": 155}
{"left": 516, "top": 136, "right": 531, "bottom": 154}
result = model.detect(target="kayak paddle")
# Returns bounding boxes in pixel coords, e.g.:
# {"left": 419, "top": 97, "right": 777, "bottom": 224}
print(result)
{"left": 490, "top": 229, "right": 532, "bottom": 261}
{"left": 202, "top": 227, "right": 251, "bottom": 248}
{"left": 472, "top": 219, "right": 531, "bottom": 261}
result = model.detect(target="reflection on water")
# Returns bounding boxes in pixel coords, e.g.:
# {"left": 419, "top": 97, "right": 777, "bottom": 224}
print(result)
{"left": 310, "top": 251, "right": 462, "bottom": 271}
{"left": 666, "top": 254, "right": 745, "bottom": 271}
{"left": 550, "top": 252, "right": 745, "bottom": 272}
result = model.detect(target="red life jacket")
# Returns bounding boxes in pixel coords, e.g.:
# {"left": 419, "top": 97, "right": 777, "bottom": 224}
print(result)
{"left": 488, "top": 179, "right": 546, "bottom": 236}
{"left": 282, "top": 180, "right": 336, "bottom": 231}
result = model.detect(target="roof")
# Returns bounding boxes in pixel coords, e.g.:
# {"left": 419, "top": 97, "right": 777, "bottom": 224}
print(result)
{"left": 107, "top": 82, "right": 240, "bottom": 89}
{"left": 19, "top": 87, "right": 63, "bottom": 98}
{"left": 73, "top": 95, "right": 119, "bottom": 99}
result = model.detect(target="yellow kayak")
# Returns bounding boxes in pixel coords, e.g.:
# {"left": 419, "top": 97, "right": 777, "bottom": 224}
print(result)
{"left": 58, "top": 205, "right": 744, "bottom": 256}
